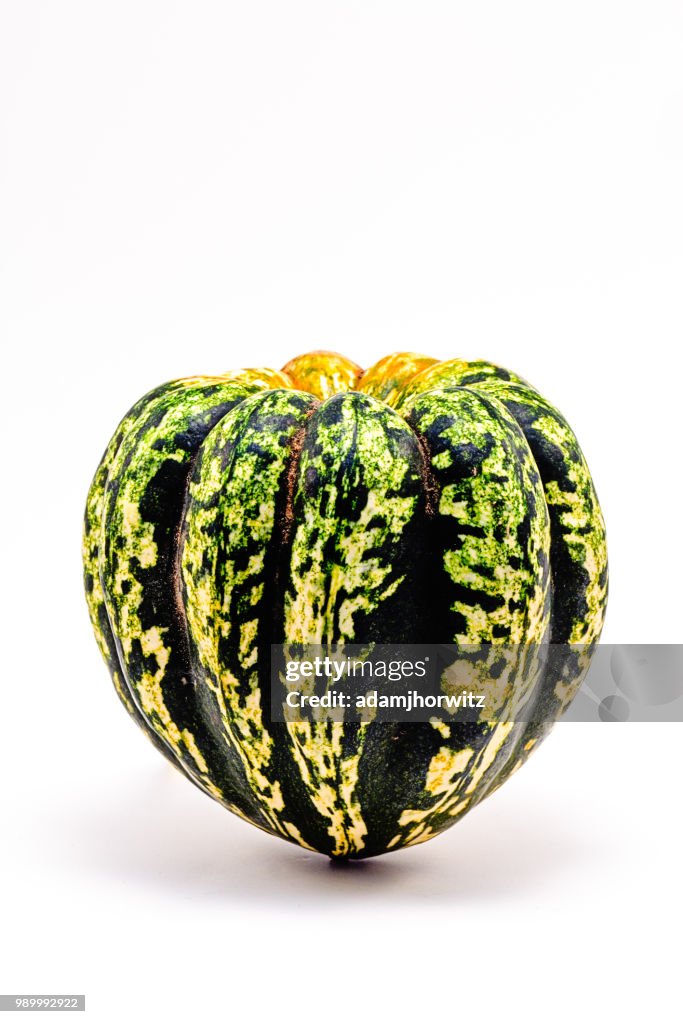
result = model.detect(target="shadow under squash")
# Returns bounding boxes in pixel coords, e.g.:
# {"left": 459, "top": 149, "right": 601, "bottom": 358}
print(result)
{"left": 54, "top": 762, "right": 608, "bottom": 907}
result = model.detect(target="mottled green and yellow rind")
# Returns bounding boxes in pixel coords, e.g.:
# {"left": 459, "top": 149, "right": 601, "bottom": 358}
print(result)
{"left": 181, "top": 388, "right": 322, "bottom": 846}
{"left": 282, "top": 392, "right": 430, "bottom": 856}
{"left": 84, "top": 352, "right": 608, "bottom": 859}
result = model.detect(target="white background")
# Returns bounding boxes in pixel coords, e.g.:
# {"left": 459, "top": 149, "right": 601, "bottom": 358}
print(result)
{"left": 1, "top": 2, "right": 681, "bottom": 1022}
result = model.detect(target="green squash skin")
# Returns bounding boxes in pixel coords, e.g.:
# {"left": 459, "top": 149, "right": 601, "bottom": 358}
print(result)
{"left": 84, "top": 364, "right": 608, "bottom": 859}
{"left": 83, "top": 380, "right": 190, "bottom": 769}
{"left": 397, "top": 364, "right": 608, "bottom": 784}
{"left": 84, "top": 378, "right": 276, "bottom": 825}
